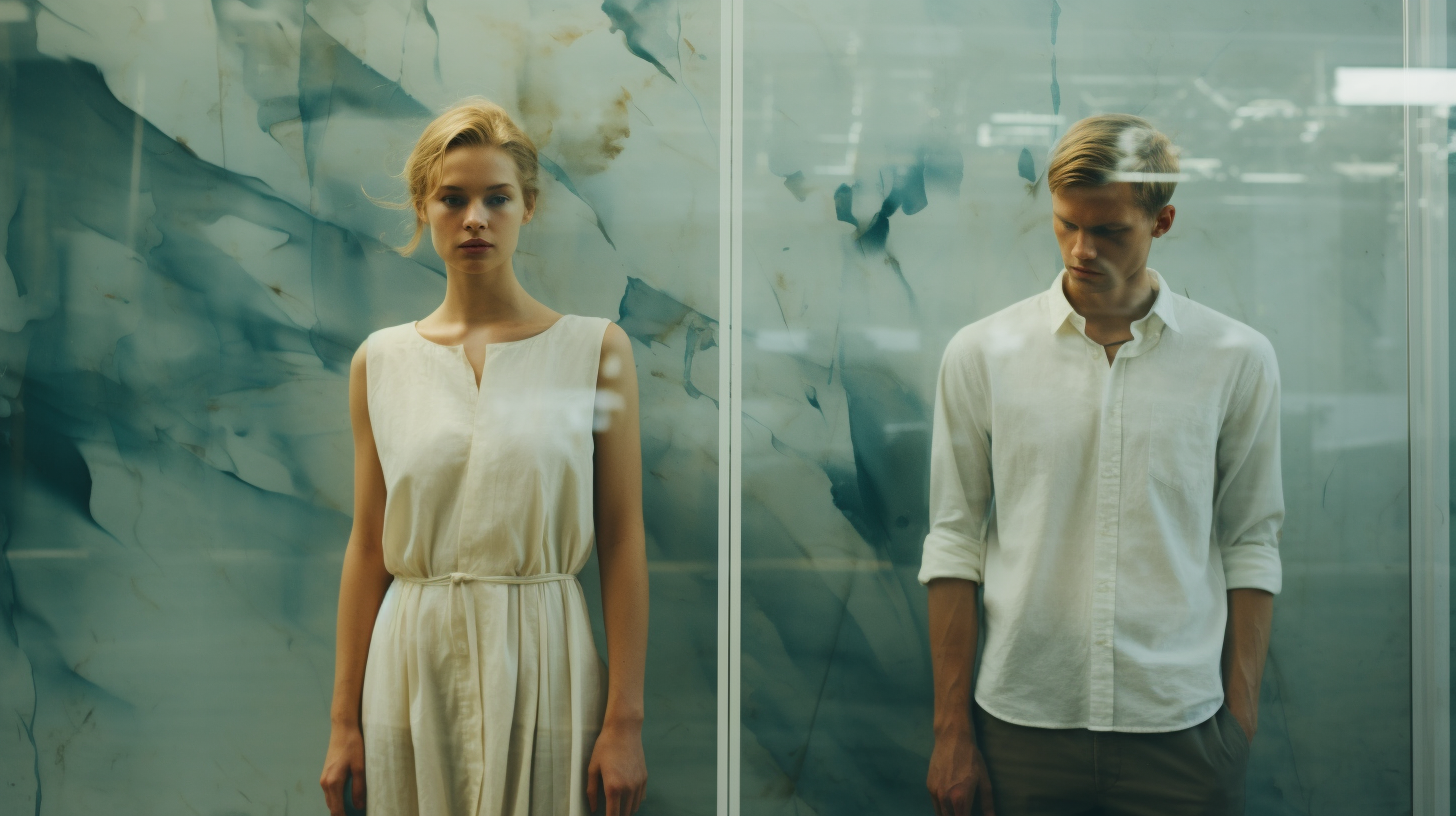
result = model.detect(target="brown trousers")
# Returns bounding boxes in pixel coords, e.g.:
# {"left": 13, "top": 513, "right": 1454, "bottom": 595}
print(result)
{"left": 973, "top": 705, "right": 1249, "bottom": 816}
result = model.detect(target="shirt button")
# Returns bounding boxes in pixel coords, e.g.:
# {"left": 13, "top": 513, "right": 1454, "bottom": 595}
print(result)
{"left": 1097, "top": 639, "right": 1110, "bottom": 647}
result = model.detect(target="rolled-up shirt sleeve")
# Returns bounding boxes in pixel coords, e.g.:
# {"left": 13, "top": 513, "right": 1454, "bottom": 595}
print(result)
{"left": 1213, "top": 338, "right": 1284, "bottom": 594}
{"left": 919, "top": 330, "right": 995, "bottom": 585}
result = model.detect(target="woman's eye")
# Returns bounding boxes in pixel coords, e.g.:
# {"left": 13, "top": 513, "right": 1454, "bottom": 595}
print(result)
{"left": 442, "top": 196, "right": 465, "bottom": 207}
{"left": 488, "top": 195, "right": 510, "bottom": 207}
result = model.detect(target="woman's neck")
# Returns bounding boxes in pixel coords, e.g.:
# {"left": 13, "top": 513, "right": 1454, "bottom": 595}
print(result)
{"left": 436, "top": 261, "right": 542, "bottom": 326}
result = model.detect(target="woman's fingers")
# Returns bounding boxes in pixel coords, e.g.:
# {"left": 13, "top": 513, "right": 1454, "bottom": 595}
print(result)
{"left": 598, "top": 774, "right": 638, "bottom": 816}
{"left": 320, "top": 770, "right": 342, "bottom": 816}
{"left": 602, "top": 781, "right": 620, "bottom": 816}
{"left": 349, "top": 765, "right": 367, "bottom": 812}
{"left": 586, "top": 765, "right": 600, "bottom": 813}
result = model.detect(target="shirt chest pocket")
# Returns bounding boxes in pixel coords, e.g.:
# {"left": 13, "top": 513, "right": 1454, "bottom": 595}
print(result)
{"left": 1147, "top": 405, "right": 1219, "bottom": 499}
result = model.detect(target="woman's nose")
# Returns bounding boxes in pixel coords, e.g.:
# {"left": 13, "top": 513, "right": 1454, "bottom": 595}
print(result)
{"left": 463, "top": 201, "right": 488, "bottom": 229}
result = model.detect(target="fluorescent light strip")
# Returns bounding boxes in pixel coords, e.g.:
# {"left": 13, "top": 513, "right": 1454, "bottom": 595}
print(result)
{"left": 1335, "top": 65, "right": 1456, "bottom": 105}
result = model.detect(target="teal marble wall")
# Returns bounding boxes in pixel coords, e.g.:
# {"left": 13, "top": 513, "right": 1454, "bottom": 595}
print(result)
{"left": 0, "top": 1, "right": 720, "bottom": 813}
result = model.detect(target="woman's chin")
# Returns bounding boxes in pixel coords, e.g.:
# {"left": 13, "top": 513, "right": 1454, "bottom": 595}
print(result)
{"left": 447, "top": 255, "right": 505, "bottom": 275}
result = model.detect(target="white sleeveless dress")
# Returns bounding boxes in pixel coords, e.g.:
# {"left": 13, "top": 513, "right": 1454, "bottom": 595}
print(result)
{"left": 360, "top": 315, "right": 610, "bottom": 816}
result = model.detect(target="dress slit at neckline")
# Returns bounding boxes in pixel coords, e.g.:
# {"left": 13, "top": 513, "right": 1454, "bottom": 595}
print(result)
{"left": 411, "top": 316, "right": 570, "bottom": 390}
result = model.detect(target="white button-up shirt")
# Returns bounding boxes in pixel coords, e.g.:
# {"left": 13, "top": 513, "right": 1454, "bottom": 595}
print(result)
{"left": 920, "top": 270, "right": 1283, "bottom": 732}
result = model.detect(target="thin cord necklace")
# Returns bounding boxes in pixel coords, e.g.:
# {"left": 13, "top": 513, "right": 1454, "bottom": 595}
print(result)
{"left": 1100, "top": 338, "right": 1133, "bottom": 348}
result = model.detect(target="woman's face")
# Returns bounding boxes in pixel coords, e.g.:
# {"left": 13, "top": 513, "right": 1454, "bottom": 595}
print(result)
{"left": 420, "top": 144, "right": 534, "bottom": 275}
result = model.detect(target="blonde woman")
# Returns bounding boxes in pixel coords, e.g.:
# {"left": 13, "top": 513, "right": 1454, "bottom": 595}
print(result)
{"left": 320, "top": 99, "right": 649, "bottom": 816}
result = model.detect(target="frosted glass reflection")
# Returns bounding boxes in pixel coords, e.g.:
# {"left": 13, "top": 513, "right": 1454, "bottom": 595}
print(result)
{"left": 741, "top": 3, "right": 1409, "bottom": 814}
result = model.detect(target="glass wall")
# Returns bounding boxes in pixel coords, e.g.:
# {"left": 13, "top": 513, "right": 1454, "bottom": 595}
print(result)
{"left": 1, "top": 0, "right": 1450, "bottom": 814}
{"left": 739, "top": 1, "right": 1413, "bottom": 813}
{"left": 0, "top": 1, "right": 719, "bottom": 813}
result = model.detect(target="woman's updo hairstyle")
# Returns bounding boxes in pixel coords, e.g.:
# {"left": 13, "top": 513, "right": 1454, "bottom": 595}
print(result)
{"left": 399, "top": 97, "right": 541, "bottom": 255}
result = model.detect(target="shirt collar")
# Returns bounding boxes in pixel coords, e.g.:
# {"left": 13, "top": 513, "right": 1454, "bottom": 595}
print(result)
{"left": 1045, "top": 268, "right": 1181, "bottom": 334}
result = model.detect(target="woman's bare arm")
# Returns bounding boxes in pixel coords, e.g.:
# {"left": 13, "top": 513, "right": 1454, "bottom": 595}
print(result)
{"left": 320, "top": 343, "right": 394, "bottom": 816}
{"left": 586, "top": 323, "right": 650, "bottom": 816}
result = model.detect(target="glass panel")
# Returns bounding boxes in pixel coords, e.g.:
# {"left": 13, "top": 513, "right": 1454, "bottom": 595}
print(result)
{"left": 0, "top": 2, "right": 719, "bottom": 812}
{"left": 741, "top": 2, "right": 1410, "bottom": 813}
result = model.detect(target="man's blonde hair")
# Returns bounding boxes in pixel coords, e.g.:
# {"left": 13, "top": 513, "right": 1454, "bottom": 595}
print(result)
{"left": 398, "top": 97, "right": 540, "bottom": 255}
{"left": 1047, "top": 114, "right": 1179, "bottom": 215}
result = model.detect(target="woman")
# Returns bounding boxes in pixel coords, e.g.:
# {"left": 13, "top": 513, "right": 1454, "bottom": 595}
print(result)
{"left": 320, "top": 99, "right": 649, "bottom": 816}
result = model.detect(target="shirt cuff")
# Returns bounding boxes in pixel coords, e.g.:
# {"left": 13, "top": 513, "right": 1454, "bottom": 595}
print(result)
{"left": 1222, "top": 542, "right": 1282, "bottom": 594}
{"left": 919, "top": 530, "right": 985, "bottom": 585}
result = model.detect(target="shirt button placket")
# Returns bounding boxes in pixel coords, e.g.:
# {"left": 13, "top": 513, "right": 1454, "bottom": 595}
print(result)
{"left": 1089, "top": 358, "right": 1123, "bottom": 728}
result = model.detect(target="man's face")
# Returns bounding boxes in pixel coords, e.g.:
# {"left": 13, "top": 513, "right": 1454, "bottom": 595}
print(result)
{"left": 1051, "top": 182, "right": 1174, "bottom": 295}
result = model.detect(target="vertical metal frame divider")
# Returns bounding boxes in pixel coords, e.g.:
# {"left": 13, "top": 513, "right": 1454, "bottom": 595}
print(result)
{"left": 717, "top": 0, "right": 744, "bottom": 813}
{"left": 1407, "top": 1, "right": 1452, "bottom": 813}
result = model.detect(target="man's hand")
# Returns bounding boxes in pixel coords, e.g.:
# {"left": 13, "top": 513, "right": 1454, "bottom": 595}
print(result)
{"left": 1221, "top": 588, "right": 1273, "bottom": 747}
{"left": 927, "top": 728, "right": 995, "bottom": 816}
{"left": 1224, "top": 698, "right": 1256, "bottom": 743}
{"left": 927, "top": 578, "right": 986, "bottom": 815}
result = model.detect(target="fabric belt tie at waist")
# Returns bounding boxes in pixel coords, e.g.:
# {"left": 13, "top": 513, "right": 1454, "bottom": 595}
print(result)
{"left": 396, "top": 571, "right": 576, "bottom": 586}
{"left": 390, "top": 571, "right": 577, "bottom": 813}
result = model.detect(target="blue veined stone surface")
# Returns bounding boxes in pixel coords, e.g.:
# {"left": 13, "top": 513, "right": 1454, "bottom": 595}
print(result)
{"left": 741, "top": 1, "right": 1411, "bottom": 814}
{"left": 0, "top": 1, "right": 719, "bottom": 813}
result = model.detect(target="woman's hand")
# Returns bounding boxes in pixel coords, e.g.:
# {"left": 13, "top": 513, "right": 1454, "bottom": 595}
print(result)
{"left": 320, "top": 723, "right": 367, "bottom": 816}
{"left": 587, "top": 721, "right": 648, "bottom": 815}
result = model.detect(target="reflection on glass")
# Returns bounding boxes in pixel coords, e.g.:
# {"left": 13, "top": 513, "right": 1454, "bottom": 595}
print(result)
{"left": 742, "top": 3, "right": 1409, "bottom": 813}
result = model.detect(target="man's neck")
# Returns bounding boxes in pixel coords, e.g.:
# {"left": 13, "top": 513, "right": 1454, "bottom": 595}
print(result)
{"left": 1064, "top": 267, "right": 1157, "bottom": 324}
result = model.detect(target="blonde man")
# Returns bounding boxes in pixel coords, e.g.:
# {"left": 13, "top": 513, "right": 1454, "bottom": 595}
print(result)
{"left": 922, "top": 114, "right": 1282, "bottom": 816}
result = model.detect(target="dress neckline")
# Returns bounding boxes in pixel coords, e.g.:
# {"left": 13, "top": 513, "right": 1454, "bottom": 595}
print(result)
{"left": 410, "top": 315, "right": 570, "bottom": 351}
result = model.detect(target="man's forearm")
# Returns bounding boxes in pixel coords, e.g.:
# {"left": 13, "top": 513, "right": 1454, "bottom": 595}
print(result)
{"left": 1222, "top": 588, "right": 1273, "bottom": 734}
{"left": 928, "top": 578, "right": 981, "bottom": 736}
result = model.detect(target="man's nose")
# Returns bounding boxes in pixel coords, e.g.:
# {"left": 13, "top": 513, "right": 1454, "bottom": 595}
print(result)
{"left": 1072, "top": 232, "right": 1096, "bottom": 259}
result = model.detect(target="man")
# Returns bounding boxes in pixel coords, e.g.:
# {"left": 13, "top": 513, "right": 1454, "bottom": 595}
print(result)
{"left": 922, "top": 114, "right": 1282, "bottom": 816}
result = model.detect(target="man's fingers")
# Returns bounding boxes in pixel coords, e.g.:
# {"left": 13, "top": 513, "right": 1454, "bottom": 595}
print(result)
{"left": 952, "top": 788, "right": 973, "bottom": 816}
{"left": 977, "top": 767, "right": 997, "bottom": 816}
{"left": 586, "top": 768, "right": 600, "bottom": 813}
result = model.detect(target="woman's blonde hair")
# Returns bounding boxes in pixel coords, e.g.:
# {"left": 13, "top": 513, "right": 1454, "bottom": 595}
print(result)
{"left": 1047, "top": 114, "right": 1179, "bottom": 215}
{"left": 397, "top": 97, "right": 541, "bottom": 255}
